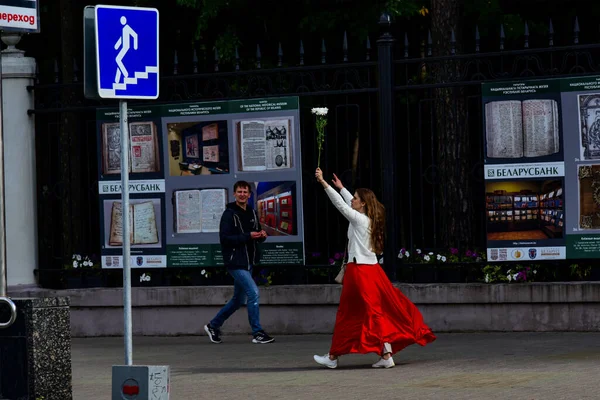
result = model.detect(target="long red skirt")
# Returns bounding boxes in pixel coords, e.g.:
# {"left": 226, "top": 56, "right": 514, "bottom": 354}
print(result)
{"left": 329, "top": 262, "right": 436, "bottom": 356}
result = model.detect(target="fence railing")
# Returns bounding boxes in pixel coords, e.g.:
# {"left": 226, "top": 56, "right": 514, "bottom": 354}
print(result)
{"left": 29, "top": 14, "right": 600, "bottom": 287}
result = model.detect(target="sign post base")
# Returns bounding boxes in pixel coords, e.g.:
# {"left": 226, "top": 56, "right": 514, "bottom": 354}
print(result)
{"left": 112, "top": 365, "right": 170, "bottom": 400}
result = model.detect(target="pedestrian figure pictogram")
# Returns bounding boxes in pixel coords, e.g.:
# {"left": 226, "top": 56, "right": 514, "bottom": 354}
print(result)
{"left": 95, "top": 5, "right": 159, "bottom": 99}
{"left": 114, "top": 16, "right": 138, "bottom": 84}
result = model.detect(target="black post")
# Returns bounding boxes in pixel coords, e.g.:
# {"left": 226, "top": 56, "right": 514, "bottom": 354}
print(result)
{"left": 377, "top": 14, "right": 397, "bottom": 281}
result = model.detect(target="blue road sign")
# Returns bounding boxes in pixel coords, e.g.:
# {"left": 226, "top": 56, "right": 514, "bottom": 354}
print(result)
{"left": 94, "top": 5, "right": 159, "bottom": 99}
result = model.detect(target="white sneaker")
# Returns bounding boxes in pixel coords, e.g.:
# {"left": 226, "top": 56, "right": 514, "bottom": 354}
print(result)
{"left": 313, "top": 354, "right": 338, "bottom": 369}
{"left": 372, "top": 357, "right": 395, "bottom": 368}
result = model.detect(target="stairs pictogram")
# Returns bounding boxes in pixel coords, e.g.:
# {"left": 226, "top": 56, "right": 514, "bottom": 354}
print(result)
{"left": 113, "top": 65, "right": 158, "bottom": 91}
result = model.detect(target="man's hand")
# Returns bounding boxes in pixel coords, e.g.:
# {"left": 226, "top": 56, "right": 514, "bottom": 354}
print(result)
{"left": 251, "top": 232, "right": 263, "bottom": 239}
{"left": 259, "top": 230, "right": 267, "bottom": 238}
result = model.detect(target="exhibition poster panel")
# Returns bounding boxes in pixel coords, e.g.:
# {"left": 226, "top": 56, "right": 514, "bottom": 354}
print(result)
{"left": 482, "top": 79, "right": 566, "bottom": 261}
{"left": 96, "top": 97, "right": 305, "bottom": 268}
{"left": 560, "top": 76, "right": 600, "bottom": 258}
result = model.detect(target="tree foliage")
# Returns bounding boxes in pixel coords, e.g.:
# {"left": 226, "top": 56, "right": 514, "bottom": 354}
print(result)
{"left": 174, "top": 0, "right": 427, "bottom": 63}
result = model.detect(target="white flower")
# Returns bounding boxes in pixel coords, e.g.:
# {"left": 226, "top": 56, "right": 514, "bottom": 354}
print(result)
{"left": 82, "top": 261, "right": 89, "bottom": 267}
{"left": 533, "top": 270, "right": 537, "bottom": 275}
{"left": 507, "top": 274, "right": 512, "bottom": 282}
{"left": 397, "top": 251, "right": 403, "bottom": 259}
{"left": 428, "top": 252, "right": 434, "bottom": 255}
{"left": 201, "top": 269, "right": 206, "bottom": 275}
{"left": 76, "top": 255, "right": 82, "bottom": 261}
{"left": 485, "top": 274, "right": 490, "bottom": 283}
{"left": 437, "top": 254, "right": 441, "bottom": 260}
{"left": 140, "top": 273, "right": 151, "bottom": 282}
{"left": 513, "top": 273, "right": 519, "bottom": 281}
{"left": 405, "top": 251, "right": 410, "bottom": 258}
{"left": 424, "top": 255, "right": 430, "bottom": 262}
{"left": 311, "top": 107, "right": 328, "bottom": 116}
{"left": 72, "top": 254, "right": 78, "bottom": 260}
{"left": 441, "top": 256, "right": 447, "bottom": 262}
{"left": 73, "top": 260, "right": 78, "bottom": 269}
{"left": 416, "top": 249, "right": 422, "bottom": 254}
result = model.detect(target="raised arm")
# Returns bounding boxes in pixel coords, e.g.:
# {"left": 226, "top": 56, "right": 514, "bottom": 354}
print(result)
{"left": 340, "top": 188, "right": 353, "bottom": 205}
{"left": 316, "top": 168, "right": 364, "bottom": 224}
{"left": 331, "top": 173, "right": 352, "bottom": 206}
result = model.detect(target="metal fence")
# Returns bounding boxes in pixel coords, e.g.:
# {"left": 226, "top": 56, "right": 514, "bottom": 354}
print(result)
{"left": 30, "top": 16, "right": 600, "bottom": 287}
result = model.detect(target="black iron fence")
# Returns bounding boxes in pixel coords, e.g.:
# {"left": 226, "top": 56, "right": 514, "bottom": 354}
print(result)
{"left": 30, "top": 16, "right": 600, "bottom": 287}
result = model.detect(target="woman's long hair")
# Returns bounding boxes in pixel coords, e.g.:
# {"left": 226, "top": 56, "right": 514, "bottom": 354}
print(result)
{"left": 356, "top": 188, "right": 386, "bottom": 254}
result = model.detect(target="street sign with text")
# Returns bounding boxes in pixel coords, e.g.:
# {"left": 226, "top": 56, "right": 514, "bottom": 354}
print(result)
{"left": 0, "top": 0, "right": 40, "bottom": 32}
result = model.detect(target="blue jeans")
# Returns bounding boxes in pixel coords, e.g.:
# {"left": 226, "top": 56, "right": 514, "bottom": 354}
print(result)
{"left": 210, "top": 267, "right": 263, "bottom": 334}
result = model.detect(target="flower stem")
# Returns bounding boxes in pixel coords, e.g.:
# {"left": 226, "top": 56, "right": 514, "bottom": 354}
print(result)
{"left": 317, "top": 147, "right": 321, "bottom": 168}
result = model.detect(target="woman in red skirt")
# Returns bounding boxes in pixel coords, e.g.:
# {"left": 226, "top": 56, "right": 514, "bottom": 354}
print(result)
{"left": 313, "top": 168, "right": 436, "bottom": 369}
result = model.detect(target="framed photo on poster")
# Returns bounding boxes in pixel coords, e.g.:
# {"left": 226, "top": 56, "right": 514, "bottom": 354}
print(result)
{"left": 185, "top": 134, "right": 199, "bottom": 158}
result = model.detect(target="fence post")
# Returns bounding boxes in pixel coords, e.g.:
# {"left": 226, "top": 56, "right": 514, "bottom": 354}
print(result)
{"left": 377, "top": 14, "right": 398, "bottom": 281}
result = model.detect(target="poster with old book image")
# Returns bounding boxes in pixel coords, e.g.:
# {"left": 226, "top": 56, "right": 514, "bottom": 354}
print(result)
{"left": 174, "top": 188, "right": 227, "bottom": 234}
{"left": 102, "top": 198, "right": 163, "bottom": 249}
{"left": 101, "top": 123, "right": 121, "bottom": 175}
{"left": 485, "top": 100, "right": 560, "bottom": 159}
{"left": 482, "top": 80, "right": 563, "bottom": 165}
{"left": 578, "top": 94, "right": 600, "bottom": 160}
{"left": 236, "top": 118, "right": 293, "bottom": 172}
{"left": 100, "top": 121, "right": 162, "bottom": 177}
{"left": 130, "top": 121, "right": 161, "bottom": 173}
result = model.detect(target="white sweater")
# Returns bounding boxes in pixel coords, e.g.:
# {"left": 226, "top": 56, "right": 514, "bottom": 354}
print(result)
{"left": 324, "top": 186, "right": 379, "bottom": 265}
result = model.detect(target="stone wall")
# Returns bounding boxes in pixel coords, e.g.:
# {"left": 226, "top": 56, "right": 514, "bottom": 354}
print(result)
{"left": 9, "top": 283, "right": 600, "bottom": 337}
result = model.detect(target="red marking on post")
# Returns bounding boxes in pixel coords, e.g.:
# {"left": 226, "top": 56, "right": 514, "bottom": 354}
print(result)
{"left": 123, "top": 385, "right": 140, "bottom": 395}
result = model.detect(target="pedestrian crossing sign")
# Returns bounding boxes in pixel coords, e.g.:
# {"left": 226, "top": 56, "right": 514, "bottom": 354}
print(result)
{"left": 93, "top": 5, "right": 159, "bottom": 100}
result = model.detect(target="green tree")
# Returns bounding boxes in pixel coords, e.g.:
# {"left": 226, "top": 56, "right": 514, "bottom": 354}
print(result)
{"left": 175, "top": 0, "right": 425, "bottom": 65}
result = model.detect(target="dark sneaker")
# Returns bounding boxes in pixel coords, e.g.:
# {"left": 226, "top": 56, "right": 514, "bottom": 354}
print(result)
{"left": 252, "top": 331, "right": 275, "bottom": 344}
{"left": 204, "top": 324, "right": 222, "bottom": 344}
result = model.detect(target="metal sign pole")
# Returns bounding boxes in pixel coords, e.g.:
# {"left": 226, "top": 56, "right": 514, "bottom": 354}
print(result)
{"left": 0, "top": 30, "right": 17, "bottom": 329}
{"left": 119, "top": 99, "right": 132, "bottom": 365}
{"left": 89, "top": 7, "right": 169, "bottom": 397}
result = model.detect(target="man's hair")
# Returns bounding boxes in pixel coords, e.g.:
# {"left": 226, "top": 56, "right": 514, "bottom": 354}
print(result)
{"left": 233, "top": 180, "right": 252, "bottom": 192}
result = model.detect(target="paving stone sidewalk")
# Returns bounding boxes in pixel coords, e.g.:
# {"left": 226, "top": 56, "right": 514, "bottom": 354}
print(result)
{"left": 73, "top": 332, "right": 600, "bottom": 400}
